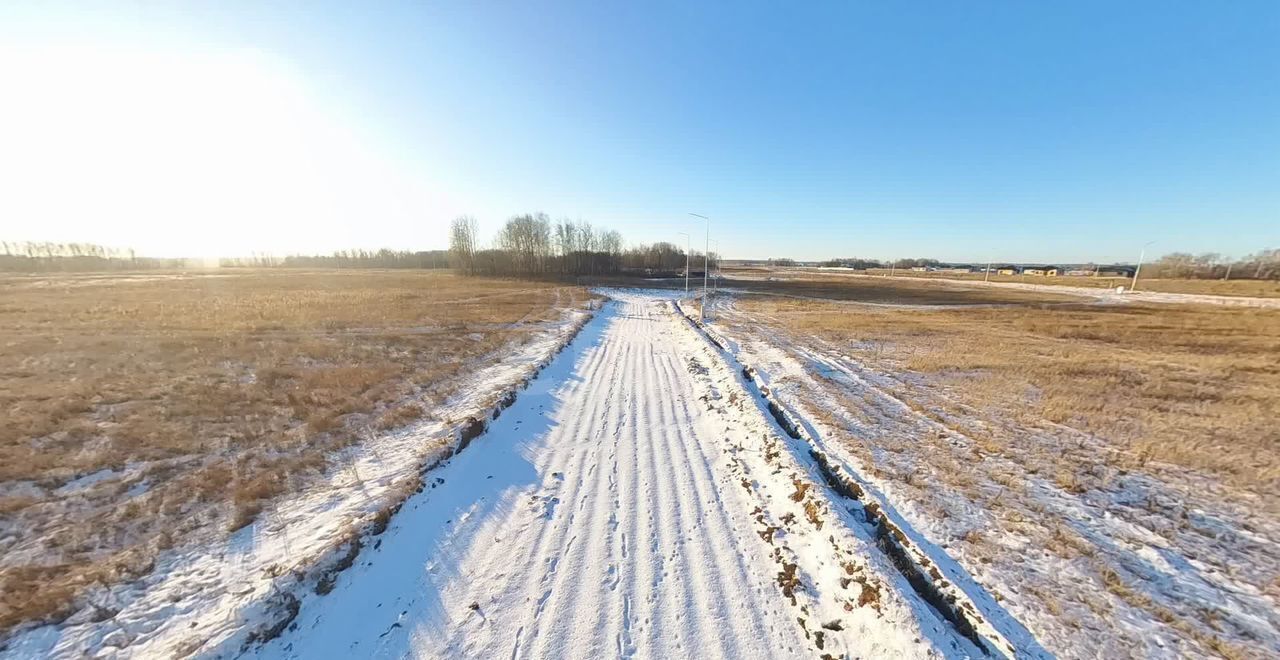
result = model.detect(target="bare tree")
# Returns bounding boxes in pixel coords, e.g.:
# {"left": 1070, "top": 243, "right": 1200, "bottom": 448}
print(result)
{"left": 497, "top": 213, "right": 553, "bottom": 276}
{"left": 449, "top": 215, "right": 478, "bottom": 275}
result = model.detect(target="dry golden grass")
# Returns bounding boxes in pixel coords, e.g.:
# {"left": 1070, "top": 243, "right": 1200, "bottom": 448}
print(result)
{"left": 0, "top": 269, "right": 589, "bottom": 633}
{"left": 722, "top": 270, "right": 1087, "bottom": 305}
{"left": 852, "top": 269, "right": 1280, "bottom": 298}
{"left": 726, "top": 292, "right": 1280, "bottom": 654}
{"left": 725, "top": 265, "right": 1280, "bottom": 298}
{"left": 740, "top": 297, "right": 1280, "bottom": 491}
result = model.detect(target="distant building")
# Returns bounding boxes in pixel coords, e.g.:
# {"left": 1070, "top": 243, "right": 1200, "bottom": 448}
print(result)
{"left": 996, "top": 265, "right": 1019, "bottom": 276}
{"left": 1095, "top": 266, "right": 1136, "bottom": 278}
{"left": 1022, "top": 266, "right": 1060, "bottom": 276}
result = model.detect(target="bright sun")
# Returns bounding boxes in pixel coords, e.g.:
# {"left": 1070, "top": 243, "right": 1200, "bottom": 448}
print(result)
{"left": 0, "top": 42, "right": 450, "bottom": 258}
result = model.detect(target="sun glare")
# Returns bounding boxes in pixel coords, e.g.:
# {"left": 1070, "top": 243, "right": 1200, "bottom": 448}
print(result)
{"left": 0, "top": 43, "right": 448, "bottom": 258}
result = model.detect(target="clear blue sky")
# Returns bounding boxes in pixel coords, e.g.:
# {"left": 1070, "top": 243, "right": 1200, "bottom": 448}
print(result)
{"left": 2, "top": 1, "right": 1277, "bottom": 262}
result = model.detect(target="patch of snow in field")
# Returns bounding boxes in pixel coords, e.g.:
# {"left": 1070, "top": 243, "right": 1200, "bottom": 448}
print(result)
{"left": 809, "top": 269, "right": 1280, "bottom": 308}
{"left": 53, "top": 468, "right": 119, "bottom": 496}
{"left": 123, "top": 481, "right": 149, "bottom": 499}
{"left": 0, "top": 306, "right": 595, "bottom": 660}
{"left": 0, "top": 480, "right": 46, "bottom": 499}
{"left": 250, "top": 291, "right": 979, "bottom": 659}
{"left": 708, "top": 294, "right": 1280, "bottom": 658}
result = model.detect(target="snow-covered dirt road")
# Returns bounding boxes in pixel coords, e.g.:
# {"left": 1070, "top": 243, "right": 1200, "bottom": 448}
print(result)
{"left": 254, "top": 291, "right": 1012, "bottom": 659}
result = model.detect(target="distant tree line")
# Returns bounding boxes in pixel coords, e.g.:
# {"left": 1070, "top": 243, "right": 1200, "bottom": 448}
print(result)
{"left": 11, "top": 235, "right": 1272, "bottom": 281}
{"left": 890, "top": 258, "right": 944, "bottom": 269}
{"left": 817, "top": 252, "right": 1280, "bottom": 280}
{"left": 218, "top": 249, "right": 449, "bottom": 269}
{"left": 449, "top": 213, "right": 716, "bottom": 279}
{"left": 0, "top": 241, "right": 180, "bottom": 272}
{"left": 1141, "top": 250, "right": 1279, "bottom": 280}
{"left": 0, "top": 241, "right": 450, "bottom": 273}
{"left": 818, "top": 257, "right": 944, "bottom": 269}
{"left": 819, "top": 257, "right": 886, "bottom": 269}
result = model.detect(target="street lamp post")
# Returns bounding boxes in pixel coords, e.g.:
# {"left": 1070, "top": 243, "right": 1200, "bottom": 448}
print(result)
{"left": 1131, "top": 240, "right": 1156, "bottom": 292}
{"left": 677, "top": 231, "right": 690, "bottom": 295}
{"left": 690, "top": 213, "right": 709, "bottom": 320}
{"left": 711, "top": 239, "right": 720, "bottom": 293}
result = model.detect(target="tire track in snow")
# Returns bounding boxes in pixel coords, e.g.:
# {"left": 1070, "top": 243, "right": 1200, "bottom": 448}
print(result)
{"left": 510, "top": 338, "right": 627, "bottom": 658}
{"left": 651, "top": 343, "right": 742, "bottom": 659}
{"left": 531, "top": 335, "right": 625, "bottom": 658}
{"left": 441, "top": 325, "right": 621, "bottom": 658}
{"left": 251, "top": 293, "right": 973, "bottom": 660}
{"left": 654, "top": 346, "right": 787, "bottom": 652}
{"left": 636, "top": 326, "right": 694, "bottom": 657}
{"left": 630, "top": 330, "right": 677, "bottom": 658}
{"left": 614, "top": 343, "right": 643, "bottom": 659}
{"left": 645, "top": 338, "right": 711, "bottom": 656}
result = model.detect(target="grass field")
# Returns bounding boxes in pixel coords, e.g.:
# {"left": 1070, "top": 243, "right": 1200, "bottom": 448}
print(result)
{"left": 583, "top": 270, "right": 1087, "bottom": 305}
{"left": 0, "top": 269, "right": 590, "bottom": 633}
{"left": 738, "top": 297, "right": 1280, "bottom": 488}
{"left": 728, "top": 266, "right": 1280, "bottom": 298}
{"left": 715, "top": 291, "right": 1280, "bottom": 656}
{"left": 721, "top": 272, "right": 1088, "bottom": 305}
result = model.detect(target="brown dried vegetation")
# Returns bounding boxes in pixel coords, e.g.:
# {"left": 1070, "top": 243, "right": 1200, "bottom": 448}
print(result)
{"left": 0, "top": 269, "right": 588, "bottom": 633}
{"left": 730, "top": 266, "right": 1280, "bottom": 299}
{"left": 742, "top": 298, "right": 1280, "bottom": 490}
{"left": 729, "top": 293, "right": 1280, "bottom": 655}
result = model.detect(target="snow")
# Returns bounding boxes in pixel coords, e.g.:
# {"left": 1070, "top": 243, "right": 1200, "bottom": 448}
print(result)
{"left": 53, "top": 468, "right": 119, "bottom": 496}
{"left": 809, "top": 269, "right": 1280, "bottom": 308}
{"left": 1, "top": 305, "right": 594, "bottom": 660}
{"left": 7, "top": 289, "right": 1067, "bottom": 658}
{"left": 706, "top": 293, "right": 1280, "bottom": 658}
{"left": 251, "top": 290, "right": 992, "bottom": 658}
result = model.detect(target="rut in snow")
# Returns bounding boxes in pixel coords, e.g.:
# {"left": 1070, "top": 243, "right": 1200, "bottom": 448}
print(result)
{"left": 252, "top": 292, "right": 1007, "bottom": 659}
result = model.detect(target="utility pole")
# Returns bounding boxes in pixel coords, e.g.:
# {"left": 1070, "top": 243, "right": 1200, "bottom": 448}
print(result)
{"left": 1131, "top": 240, "right": 1156, "bottom": 292}
{"left": 890, "top": 259, "right": 896, "bottom": 277}
{"left": 690, "top": 213, "right": 709, "bottom": 320}
{"left": 678, "top": 231, "right": 690, "bottom": 295}
{"left": 712, "top": 239, "right": 720, "bottom": 293}
{"left": 984, "top": 258, "right": 992, "bottom": 283}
